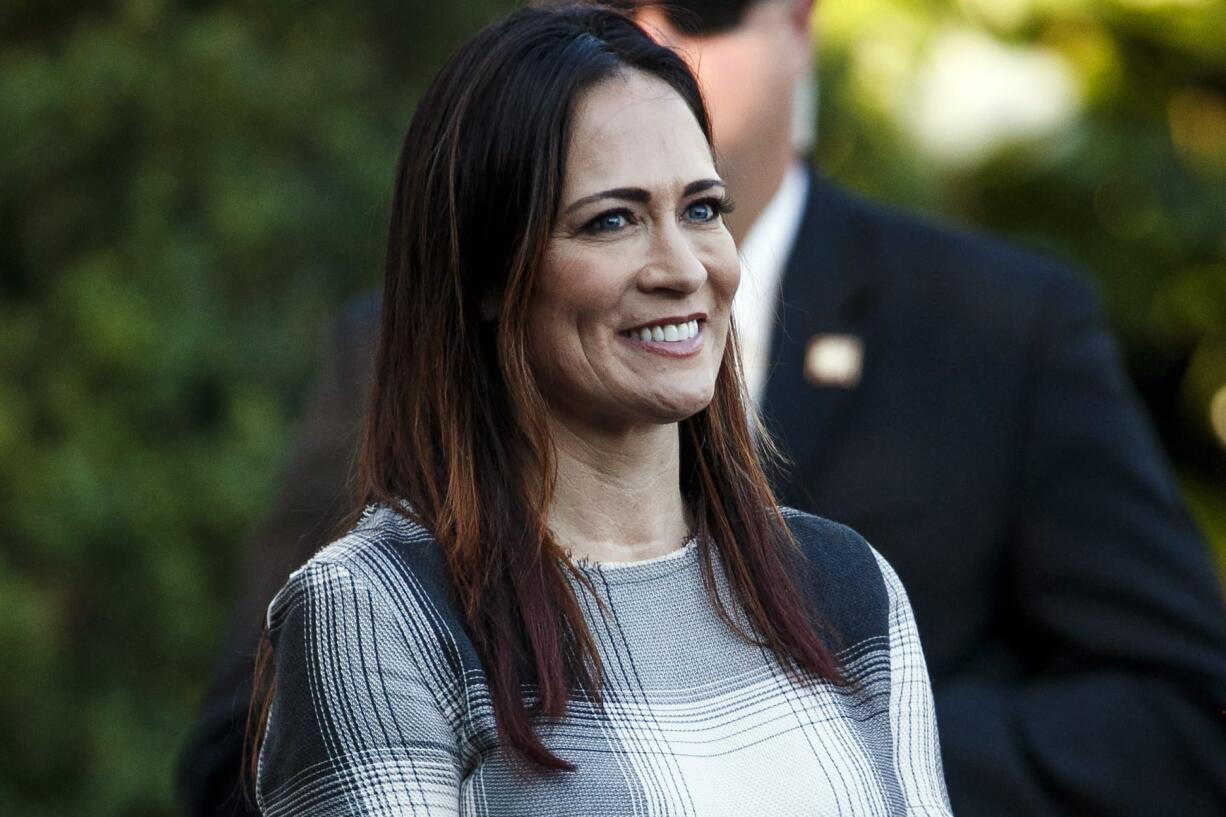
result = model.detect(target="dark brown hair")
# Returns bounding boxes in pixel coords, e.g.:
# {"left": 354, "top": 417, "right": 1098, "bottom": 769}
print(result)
{"left": 608, "top": 0, "right": 762, "bottom": 35}
{"left": 251, "top": 3, "right": 840, "bottom": 778}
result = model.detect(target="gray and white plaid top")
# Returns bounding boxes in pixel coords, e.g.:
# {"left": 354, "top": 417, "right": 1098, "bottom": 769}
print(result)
{"left": 256, "top": 505, "right": 952, "bottom": 816}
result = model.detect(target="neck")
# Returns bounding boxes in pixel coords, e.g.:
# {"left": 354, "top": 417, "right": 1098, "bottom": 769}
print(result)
{"left": 544, "top": 415, "right": 691, "bottom": 564}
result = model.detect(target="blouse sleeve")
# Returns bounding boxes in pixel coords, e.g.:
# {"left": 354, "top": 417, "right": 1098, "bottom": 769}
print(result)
{"left": 256, "top": 557, "right": 462, "bottom": 817}
{"left": 873, "top": 550, "right": 955, "bottom": 815}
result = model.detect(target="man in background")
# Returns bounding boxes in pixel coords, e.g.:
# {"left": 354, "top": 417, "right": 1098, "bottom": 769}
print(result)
{"left": 179, "top": 1, "right": 1226, "bottom": 814}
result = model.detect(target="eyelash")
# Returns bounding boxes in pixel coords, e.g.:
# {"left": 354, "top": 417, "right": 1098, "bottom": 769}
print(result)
{"left": 688, "top": 195, "right": 736, "bottom": 222}
{"left": 580, "top": 195, "right": 735, "bottom": 235}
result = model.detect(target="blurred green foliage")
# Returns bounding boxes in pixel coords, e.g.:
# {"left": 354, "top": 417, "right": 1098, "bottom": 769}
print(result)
{"left": 0, "top": 0, "right": 1221, "bottom": 814}
{"left": 0, "top": 1, "right": 507, "bottom": 813}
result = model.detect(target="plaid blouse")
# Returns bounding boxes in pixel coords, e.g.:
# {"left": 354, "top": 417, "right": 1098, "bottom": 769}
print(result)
{"left": 256, "top": 505, "right": 952, "bottom": 816}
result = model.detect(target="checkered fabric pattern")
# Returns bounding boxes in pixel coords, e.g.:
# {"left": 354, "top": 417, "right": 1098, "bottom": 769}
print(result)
{"left": 256, "top": 505, "right": 952, "bottom": 816}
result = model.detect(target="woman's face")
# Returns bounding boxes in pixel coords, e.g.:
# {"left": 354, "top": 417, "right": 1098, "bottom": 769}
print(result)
{"left": 526, "top": 70, "right": 740, "bottom": 434}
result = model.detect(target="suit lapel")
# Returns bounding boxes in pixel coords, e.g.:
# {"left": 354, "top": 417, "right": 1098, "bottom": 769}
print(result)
{"left": 761, "top": 173, "right": 882, "bottom": 509}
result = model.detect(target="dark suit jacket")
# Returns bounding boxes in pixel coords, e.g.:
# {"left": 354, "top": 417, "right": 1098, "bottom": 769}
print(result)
{"left": 177, "top": 173, "right": 1226, "bottom": 816}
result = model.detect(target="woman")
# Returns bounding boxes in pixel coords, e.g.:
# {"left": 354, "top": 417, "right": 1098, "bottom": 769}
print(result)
{"left": 252, "top": 6, "right": 951, "bottom": 815}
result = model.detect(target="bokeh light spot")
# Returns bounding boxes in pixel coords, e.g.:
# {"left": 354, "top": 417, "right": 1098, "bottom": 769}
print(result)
{"left": 1211, "top": 386, "right": 1226, "bottom": 449}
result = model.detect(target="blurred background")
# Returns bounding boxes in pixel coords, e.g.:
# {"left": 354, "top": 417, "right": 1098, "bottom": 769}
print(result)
{"left": 1, "top": 0, "right": 1223, "bottom": 814}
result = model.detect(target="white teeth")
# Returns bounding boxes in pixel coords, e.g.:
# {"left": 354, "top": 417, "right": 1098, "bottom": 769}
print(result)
{"left": 624, "top": 320, "right": 703, "bottom": 342}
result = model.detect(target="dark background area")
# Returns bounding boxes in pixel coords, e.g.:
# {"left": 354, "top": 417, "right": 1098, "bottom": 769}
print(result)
{"left": 0, "top": 0, "right": 1222, "bottom": 813}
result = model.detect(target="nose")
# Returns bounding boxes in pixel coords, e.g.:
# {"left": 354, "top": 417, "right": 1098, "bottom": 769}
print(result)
{"left": 637, "top": 220, "right": 708, "bottom": 295}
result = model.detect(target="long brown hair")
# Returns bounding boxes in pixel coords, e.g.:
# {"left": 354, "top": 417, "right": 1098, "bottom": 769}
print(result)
{"left": 251, "top": 3, "right": 841, "bottom": 780}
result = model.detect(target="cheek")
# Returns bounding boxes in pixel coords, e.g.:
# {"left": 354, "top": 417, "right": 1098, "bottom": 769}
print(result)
{"left": 698, "top": 237, "right": 741, "bottom": 302}
{"left": 531, "top": 252, "right": 588, "bottom": 326}
{"left": 715, "top": 253, "right": 741, "bottom": 299}
{"left": 527, "top": 250, "right": 623, "bottom": 354}
{"left": 544, "top": 240, "right": 641, "bottom": 310}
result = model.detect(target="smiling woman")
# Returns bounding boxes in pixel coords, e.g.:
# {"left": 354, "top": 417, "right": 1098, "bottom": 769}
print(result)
{"left": 248, "top": 5, "right": 951, "bottom": 816}
{"left": 529, "top": 70, "right": 739, "bottom": 437}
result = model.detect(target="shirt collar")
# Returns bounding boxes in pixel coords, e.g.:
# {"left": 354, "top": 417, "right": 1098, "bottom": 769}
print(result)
{"left": 734, "top": 162, "right": 811, "bottom": 403}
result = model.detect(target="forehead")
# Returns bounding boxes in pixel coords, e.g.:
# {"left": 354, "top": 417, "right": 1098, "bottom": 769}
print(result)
{"left": 562, "top": 71, "right": 716, "bottom": 197}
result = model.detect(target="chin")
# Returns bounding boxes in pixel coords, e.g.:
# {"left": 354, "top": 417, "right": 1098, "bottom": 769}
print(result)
{"left": 647, "top": 383, "right": 716, "bottom": 423}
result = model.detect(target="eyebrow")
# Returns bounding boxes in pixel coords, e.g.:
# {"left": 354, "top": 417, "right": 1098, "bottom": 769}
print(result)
{"left": 563, "top": 178, "right": 726, "bottom": 214}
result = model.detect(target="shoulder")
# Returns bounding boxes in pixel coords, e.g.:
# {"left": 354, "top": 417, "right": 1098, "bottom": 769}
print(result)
{"left": 779, "top": 507, "right": 894, "bottom": 649}
{"left": 811, "top": 177, "right": 1098, "bottom": 322}
{"left": 267, "top": 503, "right": 452, "bottom": 631}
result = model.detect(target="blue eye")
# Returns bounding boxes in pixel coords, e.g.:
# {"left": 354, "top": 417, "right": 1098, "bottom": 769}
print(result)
{"left": 584, "top": 210, "right": 631, "bottom": 234}
{"left": 684, "top": 197, "right": 728, "bottom": 223}
{"left": 687, "top": 202, "right": 713, "bottom": 221}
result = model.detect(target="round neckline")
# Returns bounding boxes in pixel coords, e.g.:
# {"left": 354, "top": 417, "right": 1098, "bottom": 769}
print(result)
{"left": 568, "top": 534, "right": 700, "bottom": 584}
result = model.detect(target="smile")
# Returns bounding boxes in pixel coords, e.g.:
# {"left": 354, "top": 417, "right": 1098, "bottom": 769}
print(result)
{"left": 619, "top": 319, "right": 701, "bottom": 343}
{"left": 617, "top": 317, "right": 705, "bottom": 358}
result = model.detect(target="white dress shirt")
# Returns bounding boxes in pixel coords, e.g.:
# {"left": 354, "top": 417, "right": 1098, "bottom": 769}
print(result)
{"left": 734, "top": 162, "right": 810, "bottom": 405}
